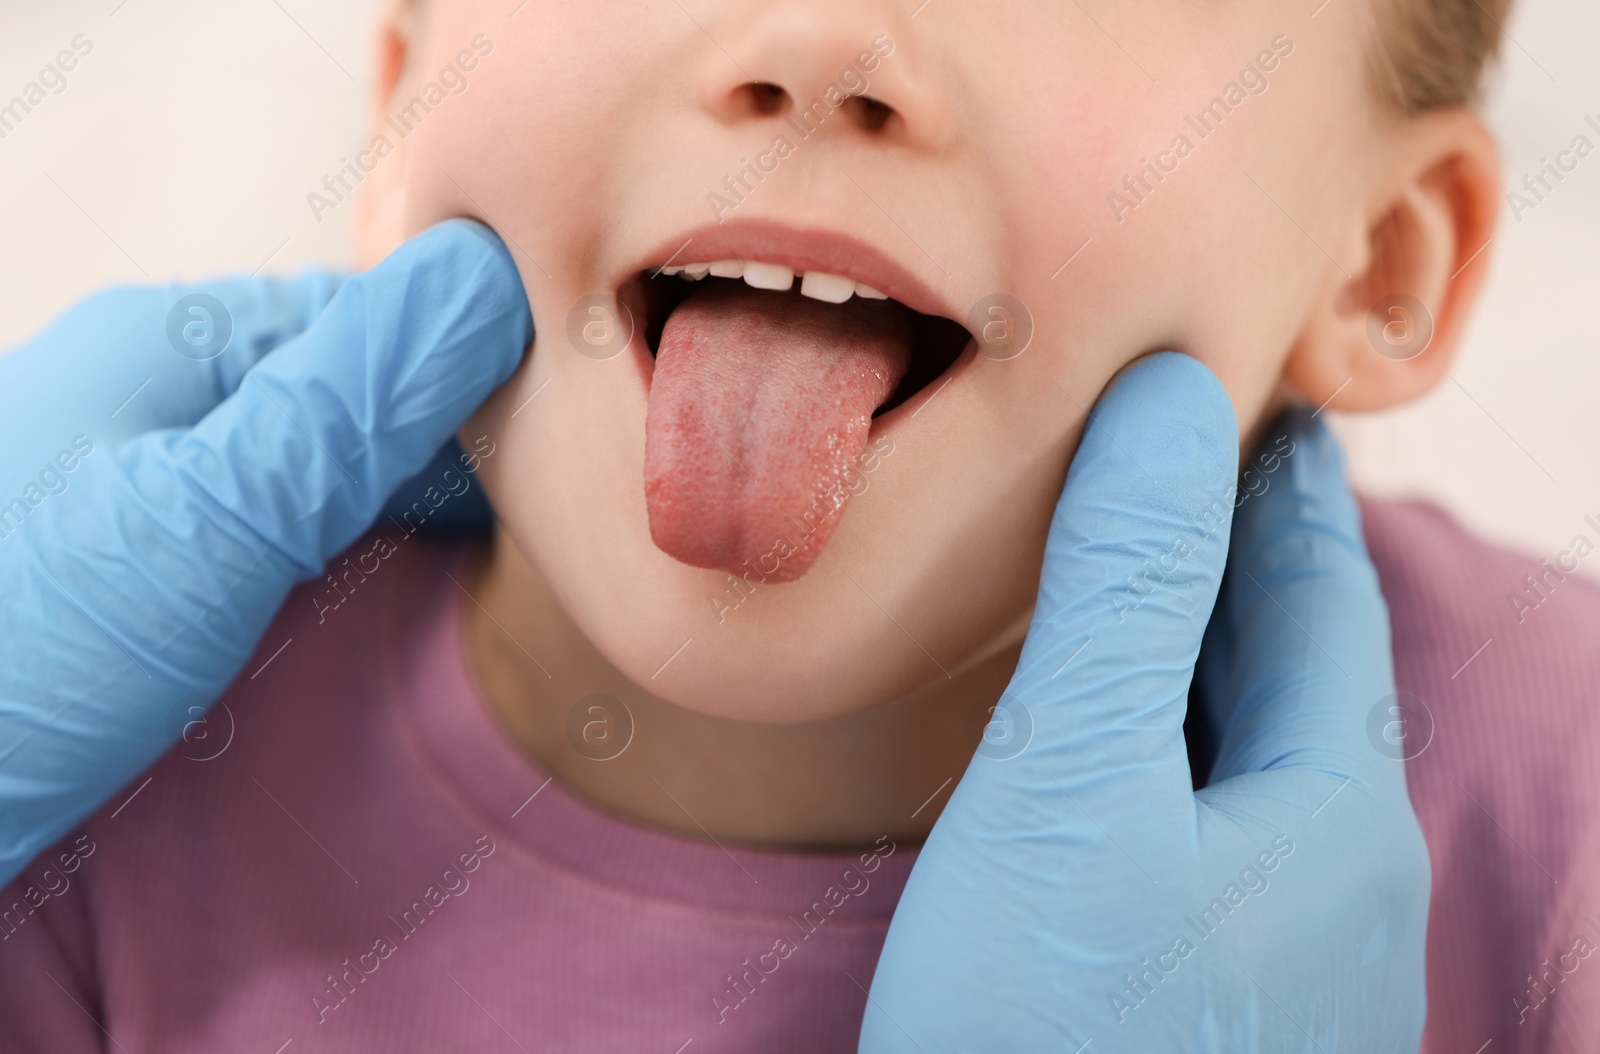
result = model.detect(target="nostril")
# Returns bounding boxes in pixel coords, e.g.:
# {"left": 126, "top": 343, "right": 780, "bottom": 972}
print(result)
{"left": 739, "top": 81, "right": 790, "bottom": 117}
{"left": 852, "top": 95, "right": 894, "bottom": 133}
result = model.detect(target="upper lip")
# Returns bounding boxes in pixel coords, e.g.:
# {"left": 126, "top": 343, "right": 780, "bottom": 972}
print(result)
{"left": 627, "top": 219, "right": 958, "bottom": 321}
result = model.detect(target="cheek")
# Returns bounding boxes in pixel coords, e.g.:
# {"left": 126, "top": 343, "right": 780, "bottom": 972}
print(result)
{"left": 989, "top": 35, "right": 1335, "bottom": 445}
{"left": 975, "top": 44, "right": 1224, "bottom": 413}
{"left": 392, "top": 7, "right": 682, "bottom": 283}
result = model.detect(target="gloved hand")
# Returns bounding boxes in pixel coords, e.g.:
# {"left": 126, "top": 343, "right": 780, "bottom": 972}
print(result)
{"left": 862, "top": 353, "right": 1429, "bottom": 1052}
{"left": 0, "top": 219, "right": 531, "bottom": 886}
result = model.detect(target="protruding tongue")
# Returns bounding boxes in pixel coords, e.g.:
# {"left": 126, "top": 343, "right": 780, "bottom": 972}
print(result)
{"left": 645, "top": 281, "right": 911, "bottom": 583}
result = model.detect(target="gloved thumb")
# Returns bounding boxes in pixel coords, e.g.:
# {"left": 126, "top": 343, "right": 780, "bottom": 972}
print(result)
{"left": 163, "top": 218, "right": 531, "bottom": 576}
{"left": 1003, "top": 353, "right": 1238, "bottom": 805}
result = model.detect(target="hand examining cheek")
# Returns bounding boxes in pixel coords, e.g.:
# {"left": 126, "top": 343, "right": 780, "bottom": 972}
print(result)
{"left": 0, "top": 220, "right": 530, "bottom": 886}
{"left": 862, "top": 353, "right": 1429, "bottom": 1052}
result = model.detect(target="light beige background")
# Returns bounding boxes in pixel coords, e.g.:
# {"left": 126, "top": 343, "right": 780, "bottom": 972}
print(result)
{"left": 2, "top": 0, "right": 1596, "bottom": 569}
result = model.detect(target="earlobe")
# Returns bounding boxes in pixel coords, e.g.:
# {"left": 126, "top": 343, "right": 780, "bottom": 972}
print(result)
{"left": 1284, "top": 109, "right": 1501, "bottom": 413}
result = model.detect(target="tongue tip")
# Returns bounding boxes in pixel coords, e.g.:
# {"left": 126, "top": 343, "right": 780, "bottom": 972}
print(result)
{"left": 650, "top": 537, "right": 823, "bottom": 585}
{"left": 645, "top": 483, "right": 833, "bottom": 586}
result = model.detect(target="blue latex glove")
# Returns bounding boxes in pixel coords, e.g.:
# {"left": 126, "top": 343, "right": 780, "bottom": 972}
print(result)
{"left": 0, "top": 219, "right": 531, "bottom": 885}
{"left": 862, "top": 353, "right": 1430, "bottom": 1052}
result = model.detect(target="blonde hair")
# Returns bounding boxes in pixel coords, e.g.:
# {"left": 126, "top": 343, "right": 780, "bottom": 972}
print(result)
{"left": 1376, "top": 0, "right": 1512, "bottom": 113}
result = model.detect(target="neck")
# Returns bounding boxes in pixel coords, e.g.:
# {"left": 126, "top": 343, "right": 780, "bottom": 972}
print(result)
{"left": 464, "top": 528, "right": 1013, "bottom": 850}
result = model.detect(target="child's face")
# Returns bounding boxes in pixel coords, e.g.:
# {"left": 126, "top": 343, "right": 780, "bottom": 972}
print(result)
{"left": 362, "top": 0, "right": 1381, "bottom": 721}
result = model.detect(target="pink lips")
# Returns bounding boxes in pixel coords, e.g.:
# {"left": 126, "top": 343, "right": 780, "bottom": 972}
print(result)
{"left": 629, "top": 220, "right": 954, "bottom": 324}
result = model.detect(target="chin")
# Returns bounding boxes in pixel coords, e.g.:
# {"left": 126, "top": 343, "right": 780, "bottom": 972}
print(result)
{"left": 482, "top": 437, "right": 1035, "bottom": 723}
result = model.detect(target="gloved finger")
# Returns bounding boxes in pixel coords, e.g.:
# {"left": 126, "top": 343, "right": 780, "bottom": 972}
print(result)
{"left": 0, "top": 272, "right": 345, "bottom": 462}
{"left": 149, "top": 217, "right": 530, "bottom": 576}
{"left": 999, "top": 352, "right": 1238, "bottom": 813}
{"left": 1191, "top": 578, "right": 1235, "bottom": 787}
{"left": 1201, "top": 408, "right": 1400, "bottom": 796}
{"left": 380, "top": 435, "right": 496, "bottom": 533}
{"left": 0, "top": 220, "right": 529, "bottom": 873}
{"left": 1190, "top": 411, "right": 1303, "bottom": 783}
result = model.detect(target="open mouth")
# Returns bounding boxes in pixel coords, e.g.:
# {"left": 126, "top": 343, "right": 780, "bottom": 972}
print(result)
{"left": 629, "top": 261, "right": 970, "bottom": 418}
{"left": 620, "top": 231, "right": 972, "bottom": 586}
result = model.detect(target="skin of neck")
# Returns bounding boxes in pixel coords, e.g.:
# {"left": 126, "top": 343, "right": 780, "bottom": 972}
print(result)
{"left": 464, "top": 526, "right": 1013, "bottom": 850}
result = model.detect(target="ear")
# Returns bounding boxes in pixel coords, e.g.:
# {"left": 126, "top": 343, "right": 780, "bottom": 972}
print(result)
{"left": 353, "top": 1, "right": 422, "bottom": 267}
{"left": 1283, "top": 108, "right": 1500, "bottom": 412}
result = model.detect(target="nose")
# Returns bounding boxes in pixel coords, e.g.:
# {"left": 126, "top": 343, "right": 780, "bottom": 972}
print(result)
{"left": 695, "top": 1, "right": 950, "bottom": 150}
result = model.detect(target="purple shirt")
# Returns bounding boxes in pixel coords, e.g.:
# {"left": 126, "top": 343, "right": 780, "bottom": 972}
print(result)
{"left": 2, "top": 498, "right": 1596, "bottom": 1051}
{"left": 1366, "top": 499, "right": 1600, "bottom": 1050}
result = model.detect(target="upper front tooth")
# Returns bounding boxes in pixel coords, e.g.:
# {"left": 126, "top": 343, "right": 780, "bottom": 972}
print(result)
{"left": 855, "top": 283, "right": 888, "bottom": 300}
{"left": 799, "top": 271, "right": 856, "bottom": 304}
{"left": 659, "top": 265, "right": 684, "bottom": 275}
{"left": 709, "top": 259, "right": 745, "bottom": 278}
{"left": 683, "top": 263, "right": 711, "bottom": 279}
{"left": 743, "top": 262, "right": 795, "bottom": 291}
